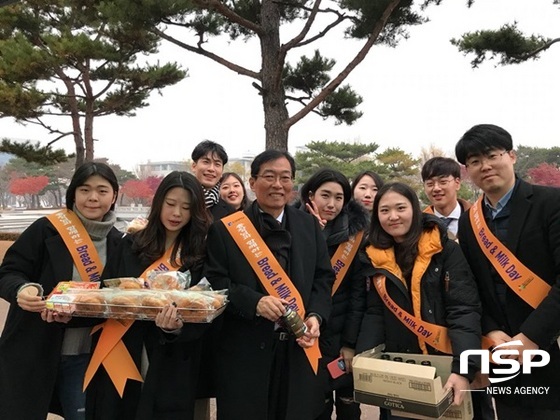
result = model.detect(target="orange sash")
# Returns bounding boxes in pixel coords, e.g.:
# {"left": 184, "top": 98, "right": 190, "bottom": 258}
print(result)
{"left": 374, "top": 274, "right": 453, "bottom": 354}
{"left": 222, "top": 211, "right": 322, "bottom": 374}
{"left": 47, "top": 210, "right": 103, "bottom": 282}
{"left": 331, "top": 231, "right": 364, "bottom": 296}
{"left": 373, "top": 275, "right": 495, "bottom": 353}
{"left": 84, "top": 246, "right": 179, "bottom": 396}
{"left": 469, "top": 198, "right": 551, "bottom": 308}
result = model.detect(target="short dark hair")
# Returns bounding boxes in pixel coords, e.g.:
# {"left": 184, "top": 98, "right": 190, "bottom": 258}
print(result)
{"left": 134, "top": 171, "right": 211, "bottom": 268}
{"left": 421, "top": 157, "right": 461, "bottom": 181}
{"left": 250, "top": 150, "right": 296, "bottom": 178}
{"left": 219, "top": 172, "right": 249, "bottom": 210}
{"left": 300, "top": 169, "right": 351, "bottom": 208}
{"left": 351, "top": 170, "right": 384, "bottom": 196}
{"left": 66, "top": 161, "right": 119, "bottom": 211}
{"left": 455, "top": 124, "right": 513, "bottom": 165}
{"left": 191, "top": 140, "right": 228, "bottom": 165}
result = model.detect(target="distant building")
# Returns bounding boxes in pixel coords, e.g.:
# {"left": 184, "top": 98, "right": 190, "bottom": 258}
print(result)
{"left": 226, "top": 152, "right": 255, "bottom": 182}
{"left": 138, "top": 152, "right": 257, "bottom": 180}
{"left": 137, "top": 160, "right": 190, "bottom": 177}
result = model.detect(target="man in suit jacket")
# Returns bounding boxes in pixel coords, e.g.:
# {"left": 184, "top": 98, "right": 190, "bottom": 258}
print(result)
{"left": 422, "top": 157, "right": 472, "bottom": 238}
{"left": 422, "top": 156, "right": 494, "bottom": 420}
{"left": 456, "top": 124, "right": 560, "bottom": 419}
{"left": 204, "top": 150, "right": 334, "bottom": 420}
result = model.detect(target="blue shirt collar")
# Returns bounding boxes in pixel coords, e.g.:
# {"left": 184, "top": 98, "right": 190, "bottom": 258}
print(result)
{"left": 483, "top": 182, "right": 516, "bottom": 218}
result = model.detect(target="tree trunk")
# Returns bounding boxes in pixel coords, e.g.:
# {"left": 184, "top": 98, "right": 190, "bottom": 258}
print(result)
{"left": 259, "top": 0, "right": 290, "bottom": 151}
{"left": 84, "top": 62, "right": 95, "bottom": 162}
{"left": 58, "top": 70, "right": 85, "bottom": 168}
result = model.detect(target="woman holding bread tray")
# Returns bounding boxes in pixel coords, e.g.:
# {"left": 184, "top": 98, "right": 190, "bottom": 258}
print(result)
{"left": 0, "top": 162, "right": 122, "bottom": 420}
{"left": 86, "top": 171, "right": 214, "bottom": 420}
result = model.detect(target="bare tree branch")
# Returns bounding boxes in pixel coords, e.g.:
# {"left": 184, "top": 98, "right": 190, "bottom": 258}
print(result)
{"left": 193, "top": 0, "right": 264, "bottom": 35}
{"left": 285, "top": 0, "right": 402, "bottom": 129}
{"left": 280, "top": 0, "right": 322, "bottom": 55}
{"left": 153, "top": 27, "right": 261, "bottom": 79}
{"left": 295, "top": 13, "right": 349, "bottom": 48}
{"left": 285, "top": 94, "right": 312, "bottom": 102}
{"left": 46, "top": 131, "right": 74, "bottom": 147}
{"left": 274, "top": 1, "right": 352, "bottom": 49}
{"left": 24, "top": 117, "right": 72, "bottom": 137}
{"left": 515, "top": 37, "right": 560, "bottom": 61}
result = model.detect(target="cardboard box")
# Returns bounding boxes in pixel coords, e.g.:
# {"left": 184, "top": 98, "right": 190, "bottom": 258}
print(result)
{"left": 353, "top": 345, "right": 473, "bottom": 419}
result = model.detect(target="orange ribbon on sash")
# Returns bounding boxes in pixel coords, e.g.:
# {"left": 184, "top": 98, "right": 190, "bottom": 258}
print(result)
{"left": 222, "top": 211, "right": 322, "bottom": 374}
{"left": 331, "top": 231, "right": 364, "bottom": 296}
{"left": 47, "top": 210, "right": 103, "bottom": 282}
{"left": 84, "top": 246, "right": 179, "bottom": 396}
{"left": 470, "top": 198, "right": 551, "bottom": 309}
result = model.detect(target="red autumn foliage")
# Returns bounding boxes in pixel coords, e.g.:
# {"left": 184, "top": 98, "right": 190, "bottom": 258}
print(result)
{"left": 121, "top": 179, "right": 153, "bottom": 203}
{"left": 145, "top": 176, "right": 163, "bottom": 193}
{"left": 527, "top": 163, "right": 560, "bottom": 187}
{"left": 9, "top": 176, "right": 49, "bottom": 196}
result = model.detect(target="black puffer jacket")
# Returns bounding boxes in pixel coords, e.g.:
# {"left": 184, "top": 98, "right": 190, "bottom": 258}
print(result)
{"left": 356, "top": 214, "right": 482, "bottom": 379}
{"left": 319, "top": 199, "right": 369, "bottom": 359}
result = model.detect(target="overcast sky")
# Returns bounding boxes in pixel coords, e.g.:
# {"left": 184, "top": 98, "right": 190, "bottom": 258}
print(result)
{"left": 1, "top": 0, "right": 559, "bottom": 171}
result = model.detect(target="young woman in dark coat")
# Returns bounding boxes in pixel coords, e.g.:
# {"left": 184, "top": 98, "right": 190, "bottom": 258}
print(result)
{"left": 299, "top": 169, "right": 369, "bottom": 420}
{"left": 0, "top": 162, "right": 121, "bottom": 420}
{"left": 86, "top": 171, "right": 212, "bottom": 420}
{"left": 356, "top": 182, "right": 482, "bottom": 420}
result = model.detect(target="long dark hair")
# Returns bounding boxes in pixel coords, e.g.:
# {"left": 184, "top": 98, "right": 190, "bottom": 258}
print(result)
{"left": 66, "top": 162, "right": 119, "bottom": 211}
{"left": 299, "top": 168, "right": 351, "bottom": 210}
{"left": 133, "top": 171, "right": 211, "bottom": 269}
{"left": 219, "top": 172, "right": 248, "bottom": 210}
{"left": 369, "top": 182, "right": 423, "bottom": 280}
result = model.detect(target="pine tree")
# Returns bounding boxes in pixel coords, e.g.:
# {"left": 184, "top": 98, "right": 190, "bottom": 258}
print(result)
{"left": 0, "top": 0, "right": 186, "bottom": 168}
{"left": 111, "top": 0, "right": 431, "bottom": 151}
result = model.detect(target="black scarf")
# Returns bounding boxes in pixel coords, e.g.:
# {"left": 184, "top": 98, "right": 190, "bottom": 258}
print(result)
{"left": 249, "top": 201, "right": 292, "bottom": 273}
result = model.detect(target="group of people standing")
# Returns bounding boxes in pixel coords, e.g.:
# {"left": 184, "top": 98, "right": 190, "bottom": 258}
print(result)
{"left": 0, "top": 124, "right": 558, "bottom": 420}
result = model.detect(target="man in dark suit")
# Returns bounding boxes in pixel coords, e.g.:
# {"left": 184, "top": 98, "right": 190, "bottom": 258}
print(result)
{"left": 422, "top": 156, "right": 495, "bottom": 420}
{"left": 422, "top": 157, "right": 472, "bottom": 239}
{"left": 204, "top": 150, "right": 334, "bottom": 420}
{"left": 456, "top": 124, "right": 560, "bottom": 419}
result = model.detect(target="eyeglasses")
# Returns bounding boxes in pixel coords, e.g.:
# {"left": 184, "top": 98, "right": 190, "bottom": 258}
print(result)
{"left": 424, "top": 176, "right": 456, "bottom": 189}
{"left": 255, "top": 173, "right": 294, "bottom": 185}
{"left": 465, "top": 150, "right": 510, "bottom": 169}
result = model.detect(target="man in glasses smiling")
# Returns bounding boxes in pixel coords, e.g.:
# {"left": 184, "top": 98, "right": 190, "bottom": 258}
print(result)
{"left": 204, "top": 150, "right": 334, "bottom": 420}
{"left": 422, "top": 157, "right": 495, "bottom": 420}
{"left": 456, "top": 124, "right": 560, "bottom": 419}
{"left": 421, "top": 157, "right": 472, "bottom": 240}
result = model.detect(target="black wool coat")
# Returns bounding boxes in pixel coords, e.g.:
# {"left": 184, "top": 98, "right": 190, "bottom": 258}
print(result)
{"left": 311, "top": 200, "right": 369, "bottom": 391}
{"left": 85, "top": 234, "right": 208, "bottom": 420}
{"left": 204, "top": 204, "right": 335, "bottom": 420}
{"left": 196, "top": 196, "right": 236, "bottom": 399}
{"left": 0, "top": 217, "right": 122, "bottom": 420}
{"left": 458, "top": 178, "right": 560, "bottom": 409}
